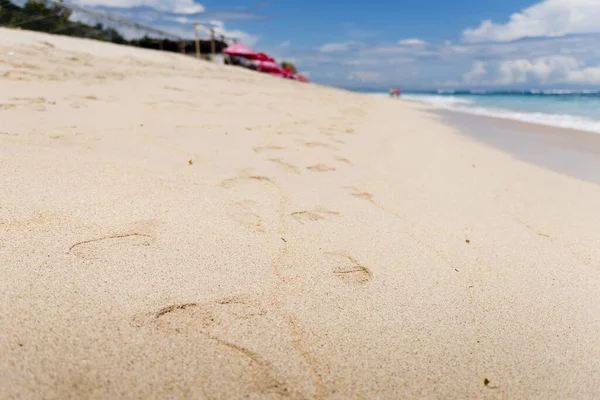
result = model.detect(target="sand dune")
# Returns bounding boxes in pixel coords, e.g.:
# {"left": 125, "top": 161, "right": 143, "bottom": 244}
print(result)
{"left": 1, "top": 28, "right": 599, "bottom": 399}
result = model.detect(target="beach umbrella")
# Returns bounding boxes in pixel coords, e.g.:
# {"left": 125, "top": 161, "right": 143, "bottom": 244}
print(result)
{"left": 223, "top": 43, "right": 258, "bottom": 58}
{"left": 254, "top": 60, "right": 284, "bottom": 74}
{"left": 292, "top": 74, "right": 309, "bottom": 83}
{"left": 254, "top": 53, "right": 275, "bottom": 62}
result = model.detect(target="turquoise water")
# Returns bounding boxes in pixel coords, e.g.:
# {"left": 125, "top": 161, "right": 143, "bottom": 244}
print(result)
{"left": 366, "top": 90, "right": 600, "bottom": 133}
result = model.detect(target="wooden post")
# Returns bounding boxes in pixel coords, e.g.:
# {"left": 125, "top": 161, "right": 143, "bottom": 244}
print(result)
{"left": 180, "top": 40, "right": 185, "bottom": 54}
{"left": 194, "top": 24, "right": 200, "bottom": 58}
{"left": 210, "top": 28, "right": 216, "bottom": 56}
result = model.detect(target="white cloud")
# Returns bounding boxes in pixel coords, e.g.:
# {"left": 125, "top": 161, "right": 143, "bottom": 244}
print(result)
{"left": 452, "top": 55, "right": 600, "bottom": 87}
{"left": 186, "top": 20, "right": 258, "bottom": 45}
{"left": 496, "top": 55, "right": 582, "bottom": 84}
{"left": 567, "top": 67, "right": 600, "bottom": 84}
{"left": 343, "top": 58, "right": 380, "bottom": 66}
{"left": 463, "top": 0, "right": 600, "bottom": 43}
{"left": 278, "top": 40, "right": 291, "bottom": 48}
{"left": 72, "top": 0, "right": 205, "bottom": 14}
{"left": 348, "top": 71, "right": 382, "bottom": 83}
{"left": 318, "top": 41, "right": 362, "bottom": 53}
{"left": 463, "top": 61, "right": 487, "bottom": 84}
{"left": 398, "top": 38, "right": 426, "bottom": 45}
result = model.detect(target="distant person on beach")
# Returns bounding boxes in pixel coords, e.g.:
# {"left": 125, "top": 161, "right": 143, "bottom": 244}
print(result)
{"left": 389, "top": 88, "right": 401, "bottom": 97}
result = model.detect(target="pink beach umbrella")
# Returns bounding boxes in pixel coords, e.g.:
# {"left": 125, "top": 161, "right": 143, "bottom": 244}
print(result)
{"left": 254, "top": 52, "right": 275, "bottom": 62}
{"left": 254, "top": 60, "right": 284, "bottom": 74}
{"left": 292, "top": 74, "right": 309, "bottom": 83}
{"left": 223, "top": 43, "right": 258, "bottom": 58}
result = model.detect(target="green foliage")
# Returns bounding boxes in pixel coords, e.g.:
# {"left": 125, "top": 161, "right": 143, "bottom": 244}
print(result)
{"left": 281, "top": 61, "right": 297, "bottom": 74}
{"left": 0, "top": 0, "right": 126, "bottom": 43}
{"left": 0, "top": 1, "right": 225, "bottom": 55}
{"left": 5, "top": 0, "right": 72, "bottom": 33}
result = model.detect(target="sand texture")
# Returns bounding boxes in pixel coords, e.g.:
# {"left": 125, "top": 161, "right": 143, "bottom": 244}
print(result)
{"left": 1, "top": 28, "right": 600, "bottom": 399}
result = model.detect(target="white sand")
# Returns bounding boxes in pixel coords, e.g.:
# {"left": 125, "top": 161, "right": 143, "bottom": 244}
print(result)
{"left": 1, "top": 28, "right": 599, "bottom": 399}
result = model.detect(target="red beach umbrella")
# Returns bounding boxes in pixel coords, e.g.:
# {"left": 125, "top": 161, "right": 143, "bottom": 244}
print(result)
{"left": 254, "top": 53, "right": 275, "bottom": 62}
{"left": 254, "top": 60, "right": 284, "bottom": 74}
{"left": 292, "top": 74, "right": 309, "bottom": 83}
{"left": 223, "top": 43, "right": 258, "bottom": 58}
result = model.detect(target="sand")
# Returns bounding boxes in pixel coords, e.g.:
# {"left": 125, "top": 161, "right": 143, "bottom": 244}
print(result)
{"left": 1, "top": 28, "right": 599, "bottom": 399}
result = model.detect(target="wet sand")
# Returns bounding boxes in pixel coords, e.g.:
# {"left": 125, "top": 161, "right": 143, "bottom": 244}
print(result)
{"left": 439, "top": 109, "right": 600, "bottom": 185}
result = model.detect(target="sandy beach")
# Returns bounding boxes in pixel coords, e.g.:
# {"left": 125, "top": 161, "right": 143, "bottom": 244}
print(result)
{"left": 1, "top": 28, "right": 600, "bottom": 399}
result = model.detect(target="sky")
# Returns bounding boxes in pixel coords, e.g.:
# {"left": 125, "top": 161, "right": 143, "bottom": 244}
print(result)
{"left": 60, "top": 0, "right": 600, "bottom": 90}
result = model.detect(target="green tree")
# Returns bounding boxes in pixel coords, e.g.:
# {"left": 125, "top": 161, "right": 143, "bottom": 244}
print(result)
{"left": 17, "top": 0, "right": 72, "bottom": 33}
{"left": 281, "top": 61, "right": 297, "bottom": 74}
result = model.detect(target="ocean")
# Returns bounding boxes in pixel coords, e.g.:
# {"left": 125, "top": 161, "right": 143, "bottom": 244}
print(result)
{"left": 367, "top": 90, "right": 600, "bottom": 134}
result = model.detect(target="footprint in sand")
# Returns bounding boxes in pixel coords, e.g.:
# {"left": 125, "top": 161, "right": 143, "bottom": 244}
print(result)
{"left": 517, "top": 219, "right": 551, "bottom": 238}
{"left": 132, "top": 295, "right": 301, "bottom": 398}
{"left": 334, "top": 156, "right": 353, "bottom": 165}
{"left": 68, "top": 233, "right": 153, "bottom": 259}
{"left": 227, "top": 200, "right": 265, "bottom": 233}
{"left": 291, "top": 208, "right": 340, "bottom": 224}
{"left": 268, "top": 158, "right": 300, "bottom": 174}
{"left": 164, "top": 86, "right": 186, "bottom": 92}
{"left": 5, "top": 97, "right": 49, "bottom": 111}
{"left": 344, "top": 186, "right": 374, "bottom": 202}
{"left": 324, "top": 253, "right": 372, "bottom": 285}
{"left": 306, "top": 164, "right": 336, "bottom": 173}
{"left": 303, "top": 141, "right": 332, "bottom": 149}
{"left": 67, "top": 220, "right": 158, "bottom": 258}
{"left": 220, "top": 174, "right": 276, "bottom": 189}
{"left": 69, "top": 102, "right": 85, "bottom": 109}
{"left": 325, "top": 127, "right": 356, "bottom": 135}
{"left": 253, "top": 145, "right": 285, "bottom": 154}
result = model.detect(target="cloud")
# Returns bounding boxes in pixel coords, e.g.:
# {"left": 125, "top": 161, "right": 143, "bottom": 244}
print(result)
{"left": 348, "top": 71, "right": 382, "bottom": 83}
{"left": 457, "top": 55, "right": 600, "bottom": 86}
{"left": 305, "top": 31, "right": 600, "bottom": 87}
{"left": 496, "top": 55, "right": 582, "bottom": 84}
{"left": 463, "top": 61, "right": 487, "bottom": 84}
{"left": 343, "top": 59, "right": 380, "bottom": 66}
{"left": 463, "top": 0, "right": 600, "bottom": 43}
{"left": 72, "top": 0, "right": 204, "bottom": 14}
{"left": 398, "top": 38, "right": 426, "bottom": 46}
{"left": 568, "top": 67, "right": 600, "bottom": 84}
{"left": 206, "top": 20, "right": 259, "bottom": 45}
{"left": 67, "top": 1, "right": 260, "bottom": 44}
{"left": 318, "top": 41, "right": 362, "bottom": 53}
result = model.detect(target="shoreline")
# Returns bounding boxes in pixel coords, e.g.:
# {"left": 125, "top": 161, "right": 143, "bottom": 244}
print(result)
{"left": 434, "top": 108, "right": 600, "bottom": 185}
{"left": 380, "top": 93, "right": 600, "bottom": 135}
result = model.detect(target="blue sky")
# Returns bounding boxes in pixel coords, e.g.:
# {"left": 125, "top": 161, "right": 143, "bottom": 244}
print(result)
{"left": 66, "top": 0, "right": 600, "bottom": 89}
